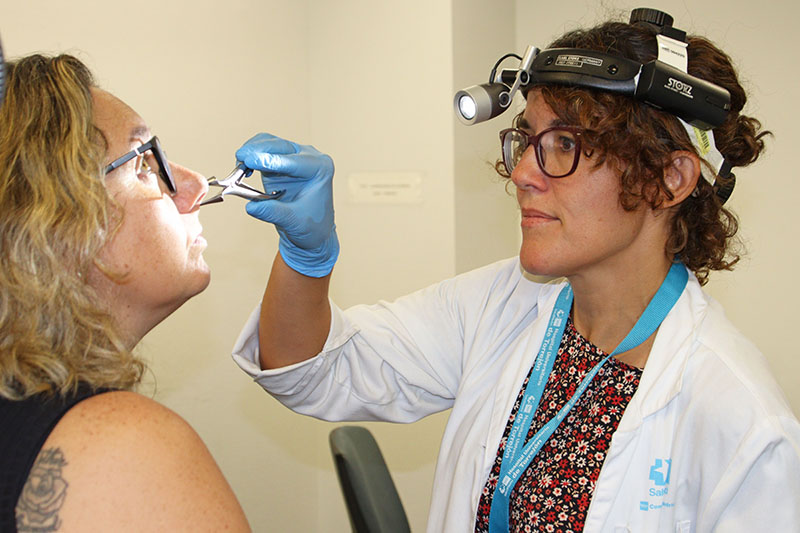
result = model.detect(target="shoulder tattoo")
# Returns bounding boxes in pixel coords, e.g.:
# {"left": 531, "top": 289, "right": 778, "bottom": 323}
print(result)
{"left": 15, "top": 447, "right": 69, "bottom": 532}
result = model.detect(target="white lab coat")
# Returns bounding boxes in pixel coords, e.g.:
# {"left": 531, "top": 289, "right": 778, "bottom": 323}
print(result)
{"left": 233, "top": 258, "right": 800, "bottom": 532}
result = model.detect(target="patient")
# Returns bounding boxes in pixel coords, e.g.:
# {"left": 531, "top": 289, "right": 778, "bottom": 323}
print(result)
{"left": 0, "top": 54, "right": 250, "bottom": 532}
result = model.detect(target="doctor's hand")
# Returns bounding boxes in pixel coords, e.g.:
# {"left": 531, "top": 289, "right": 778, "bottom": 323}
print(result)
{"left": 236, "top": 132, "right": 339, "bottom": 278}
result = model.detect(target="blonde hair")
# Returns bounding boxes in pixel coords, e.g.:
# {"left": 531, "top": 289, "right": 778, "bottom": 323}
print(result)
{"left": 0, "top": 54, "right": 145, "bottom": 399}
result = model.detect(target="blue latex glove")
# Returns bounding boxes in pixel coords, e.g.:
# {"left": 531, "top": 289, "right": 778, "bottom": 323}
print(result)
{"left": 235, "top": 133, "right": 339, "bottom": 278}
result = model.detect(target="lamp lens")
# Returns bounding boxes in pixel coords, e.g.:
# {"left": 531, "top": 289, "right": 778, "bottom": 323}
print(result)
{"left": 458, "top": 95, "right": 477, "bottom": 120}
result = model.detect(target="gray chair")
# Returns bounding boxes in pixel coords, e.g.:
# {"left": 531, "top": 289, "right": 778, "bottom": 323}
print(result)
{"left": 329, "top": 426, "right": 411, "bottom": 533}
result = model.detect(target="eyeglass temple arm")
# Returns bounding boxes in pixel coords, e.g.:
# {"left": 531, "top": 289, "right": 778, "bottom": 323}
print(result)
{"left": 103, "top": 142, "right": 153, "bottom": 174}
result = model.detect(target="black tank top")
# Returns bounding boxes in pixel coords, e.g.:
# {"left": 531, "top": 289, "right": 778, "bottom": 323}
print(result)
{"left": 0, "top": 387, "right": 104, "bottom": 532}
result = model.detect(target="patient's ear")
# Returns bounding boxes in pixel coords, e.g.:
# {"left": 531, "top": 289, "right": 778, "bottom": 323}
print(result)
{"left": 661, "top": 151, "right": 701, "bottom": 208}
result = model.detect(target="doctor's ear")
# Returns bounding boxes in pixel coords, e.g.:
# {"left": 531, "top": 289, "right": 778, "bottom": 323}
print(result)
{"left": 660, "top": 151, "right": 701, "bottom": 208}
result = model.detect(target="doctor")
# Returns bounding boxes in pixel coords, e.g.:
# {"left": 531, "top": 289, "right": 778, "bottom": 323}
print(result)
{"left": 232, "top": 11, "right": 800, "bottom": 533}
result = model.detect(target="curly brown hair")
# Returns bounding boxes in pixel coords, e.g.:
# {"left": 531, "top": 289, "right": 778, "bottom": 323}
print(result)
{"left": 499, "top": 20, "right": 769, "bottom": 284}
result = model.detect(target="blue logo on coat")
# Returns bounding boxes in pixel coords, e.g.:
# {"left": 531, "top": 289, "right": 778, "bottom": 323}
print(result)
{"left": 640, "top": 458, "right": 674, "bottom": 511}
{"left": 649, "top": 458, "right": 672, "bottom": 486}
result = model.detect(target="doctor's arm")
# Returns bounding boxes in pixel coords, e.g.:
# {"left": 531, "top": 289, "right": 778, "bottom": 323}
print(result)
{"left": 236, "top": 133, "right": 339, "bottom": 370}
{"left": 258, "top": 253, "right": 331, "bottom": 369}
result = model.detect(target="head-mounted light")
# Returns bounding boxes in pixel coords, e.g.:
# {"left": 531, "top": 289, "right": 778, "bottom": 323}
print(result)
{"left": 454, "top": 46, "right": 539, "bottom": 126}
{"left": 454, "top": 36, "right": 730, "bottom": 129}
{"left": 454, "top": 8, "right": 736, "bottom": 202}
{"left": 455, "top": 82, "right": 508, "bottom": 124}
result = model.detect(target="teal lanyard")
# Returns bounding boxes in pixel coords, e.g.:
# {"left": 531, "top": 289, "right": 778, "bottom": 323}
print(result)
{"left": 488, "top": 262, "right": 688, "bottom": 532}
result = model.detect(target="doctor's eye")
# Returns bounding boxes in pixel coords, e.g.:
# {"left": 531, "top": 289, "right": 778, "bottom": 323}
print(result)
{"left": 555, "top": 134, "right": 578, "bottom": 153}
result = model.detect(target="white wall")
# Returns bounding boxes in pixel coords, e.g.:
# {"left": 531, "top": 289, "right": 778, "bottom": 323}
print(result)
{"left": 3, "top": 1, "right": 798, "bottom": 531}
{"left": 305, "top": 1, "right": 456, "bottom": 530}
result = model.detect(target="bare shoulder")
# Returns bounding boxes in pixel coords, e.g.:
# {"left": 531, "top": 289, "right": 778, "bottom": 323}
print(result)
{"left": 16, "top": 391, "right": 250, "bottom": 532}
{"left": 52, "top": 390, "right": 206, "bottom": 445}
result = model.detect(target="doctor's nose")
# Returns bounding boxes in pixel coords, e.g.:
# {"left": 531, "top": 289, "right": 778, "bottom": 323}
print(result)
{"left": 510, "top": 147, "right": 550, "bottom": 192}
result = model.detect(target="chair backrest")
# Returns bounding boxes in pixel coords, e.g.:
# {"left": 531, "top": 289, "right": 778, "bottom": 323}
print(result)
{"left": 329, "top": 426, "right": 412, "bottom": 533}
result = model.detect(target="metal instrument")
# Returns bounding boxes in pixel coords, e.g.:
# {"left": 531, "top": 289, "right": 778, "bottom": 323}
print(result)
{"left": 200, "top": 163, "right": 284, "bottom": 206}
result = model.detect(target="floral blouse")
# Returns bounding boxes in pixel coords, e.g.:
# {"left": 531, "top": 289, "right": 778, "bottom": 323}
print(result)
{"left": 475, "top": 317, "right": 643, "bottom": 533}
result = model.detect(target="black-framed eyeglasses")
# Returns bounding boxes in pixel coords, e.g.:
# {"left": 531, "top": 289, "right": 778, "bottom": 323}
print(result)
{"left": 499, "top": 126, "right": 584, "bottom": 178}
{"left": 104, "top": 135, "right": 176, "bottom": 194}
